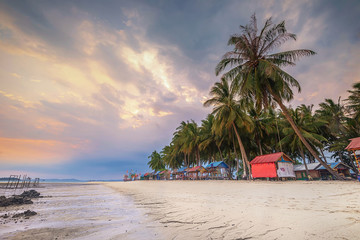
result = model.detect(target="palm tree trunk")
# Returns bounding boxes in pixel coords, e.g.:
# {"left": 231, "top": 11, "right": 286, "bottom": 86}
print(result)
{"left": 257, "top": 138, "right": 263, "bottom": 155}
{"left": 184, "top": 152, "right": 187, "bottom": 167}
{"left": 216, "top": 144, "right": 225, "bottom": 162}
{"left": 271, "top": 93, "right": 344, "bottom": 180}
{"left": 299, "top": 147, "right": 310, "bottom": 180}
{"left": 319, "top": 148, "right": 327, "bottom": 163}
{"left": 347, "top": 151, "right": 359, "bottom": 174}
{"left": 232, "top": 131, "right": 240, "bottom": 176}
{"left": 197, "top": 148, "right": 201, "bottom": 166}
{"left": 232, "top": 122, "right": 251, "bottom": 179}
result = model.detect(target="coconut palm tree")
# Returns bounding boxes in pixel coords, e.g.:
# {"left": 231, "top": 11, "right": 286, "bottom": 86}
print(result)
{"left": 215, "top": 14, "right": 343, "bottom": 179}
{"left": 244, "top": 101, "right": 274, "bottom": 155}
{"left": 346, "top": 82, "right": 360, "bottom": 121}
{"left": 204, "top": 78, "right": 253, "bottom": 178}
{"left": 315, "top": 98, "right": 347, "bottom": 136}
{"left": 199, "top": 114, "right": 225, "bottom": 162}
{"left": 147, "top": 150, "right": 165, "bottom": 171}
{"left": 279, "top": 106, "right": 327, "bottom": 179}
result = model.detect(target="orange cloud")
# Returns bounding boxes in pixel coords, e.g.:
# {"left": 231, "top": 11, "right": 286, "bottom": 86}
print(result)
{"left": 0, "top": 138, "right": 76, "bottom": 164}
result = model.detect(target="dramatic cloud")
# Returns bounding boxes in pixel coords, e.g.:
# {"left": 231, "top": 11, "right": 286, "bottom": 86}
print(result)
{"left": 0, "top": 0, "right": 359, "bottom": 179}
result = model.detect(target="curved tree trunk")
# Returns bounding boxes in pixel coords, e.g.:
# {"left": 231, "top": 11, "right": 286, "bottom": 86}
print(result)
{"left": 232, "top": 122, "right": 251, "bottom": 179}
{"left": 319, "top": 148, "right": 328, "bottom": 163}
{"left": 257, "top": 138, "right": 263, "bottom": 155}
{"left": 271, "top": 93, "right": 345, "bottom": 180}
{"left": 184, "top": 152, "right": 187, "bottom": 167}
{"left": 299, "top": 147, "right": 310, "bottom": 180}
{"left": 216, "top": 144, "right": 225, "bottom": 162}
{"left": 232, "top": 131, "right": 240, "bottom": 177}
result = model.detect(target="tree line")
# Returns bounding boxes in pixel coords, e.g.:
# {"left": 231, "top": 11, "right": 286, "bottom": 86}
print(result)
{"left": 148, "top": 15, "right": 360, "bottom": 180}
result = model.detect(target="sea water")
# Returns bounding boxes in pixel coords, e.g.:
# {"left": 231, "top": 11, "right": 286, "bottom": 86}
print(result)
{"left": 0, "top": 183, "right": 160, "bottom": 239}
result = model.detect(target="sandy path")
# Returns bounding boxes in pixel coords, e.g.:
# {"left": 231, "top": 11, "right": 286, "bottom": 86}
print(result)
{"left": 105, "top": 180, "right": 360, "bottom": 240}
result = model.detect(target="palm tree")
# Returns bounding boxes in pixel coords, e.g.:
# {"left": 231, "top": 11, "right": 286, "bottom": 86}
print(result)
{"left": 147, "top": 150, "right": 165, "bottom": 171}
{"left": 244, "top": 101, "right": 274, "bottom": 155}
{"left": 204, "top": 78, "right": 253, "bottom": 178}
{"left": 172, "top": 120, "right": 202, "bottom": 166}
{"left": 161, "top": 144, "right": 183, "bottom": 170}
{"left": 279, "top": 106, "right": 327, "bottom": 179}
{"left": 346, "top": 82, "right": 360, "bottom": 121}
{"left": 316, "top": 98, "right": 346, "bottom": 135}
{"left": 215, "top": 14, "right": 343, "bottom": 179}
{"left": 199, "top": 114, "right": 224, "bottom": 162}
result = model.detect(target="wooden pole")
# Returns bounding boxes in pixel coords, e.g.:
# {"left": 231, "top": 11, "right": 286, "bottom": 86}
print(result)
{"left": 353, "top": 151, "right": 360, "bottom": 172}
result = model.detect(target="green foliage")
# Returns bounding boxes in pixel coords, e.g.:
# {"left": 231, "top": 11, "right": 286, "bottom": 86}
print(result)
{"left": 147, "top": 16, "right": 359, "bottom": 178}
{"left": 147, "top": 150, "right": 165, "bottom": 171}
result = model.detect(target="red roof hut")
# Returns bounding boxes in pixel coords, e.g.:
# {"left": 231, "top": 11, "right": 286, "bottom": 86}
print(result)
{"left": 186, "top": 166, "right": 207, "bottom": 180}
{"left": 345, "top": 137, "right": 360, "bottom": 173}
{"left": 250, "top": 152, "right": 296, "bottom": 179}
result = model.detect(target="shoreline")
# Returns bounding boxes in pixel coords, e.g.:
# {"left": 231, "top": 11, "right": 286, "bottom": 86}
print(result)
{"left": 0, "top": 183, "right": 159, "bottom": 240}
{"left": 105, "top": 180, "right": 360, "bottom": 240}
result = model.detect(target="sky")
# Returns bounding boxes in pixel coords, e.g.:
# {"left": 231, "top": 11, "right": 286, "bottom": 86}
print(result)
{"left": 0, "top": 0, "right": 359, "bottom": 180}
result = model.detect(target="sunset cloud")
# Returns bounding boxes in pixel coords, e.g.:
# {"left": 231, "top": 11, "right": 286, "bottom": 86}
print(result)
{"left": 0, "top": 0, "right": 358, "bottom": 179}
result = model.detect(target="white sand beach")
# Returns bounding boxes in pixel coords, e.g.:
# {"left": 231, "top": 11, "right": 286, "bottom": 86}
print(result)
{"left": 105, "top": 181, "right": 360, "bottom": 240}
{"left": 2, "top": 181, "right": 360, "bottom": 240}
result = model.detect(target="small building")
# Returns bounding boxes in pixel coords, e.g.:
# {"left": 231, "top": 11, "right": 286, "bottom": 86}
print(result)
{"left": 293, "top": 163, "right": 321, "bottom": 180}
{"left": 186, "top": 166, "right": 207, "bottom": 180}
{"left": 345, "top": 137, "right": 360, "bottom": 173}
{"left": 250, "top": 152, "right": 296, "bottom": 179}
{"left": 172, "top": 167, "right": 187, "bottom": 180}
{"left": 205, "top": 161, "right": 229, "bottom": 180}
{"left": 143, "top": 172, "right": 154, "bottom": 180}
{"left": 317, "top": 162, "right": 352, "bottom": 180}
{"left": 159, "top": 170, "right": 171, "bottom": 180}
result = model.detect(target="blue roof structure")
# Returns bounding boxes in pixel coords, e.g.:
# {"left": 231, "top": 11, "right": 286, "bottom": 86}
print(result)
{"left": 177, "top": 167, "right": 187, "bottom": 172}
{"left": 317, "top": 162, "right": 348, "bottom": 170}
{"left": 205, "top": 161, "right": 229, "bottom": 169}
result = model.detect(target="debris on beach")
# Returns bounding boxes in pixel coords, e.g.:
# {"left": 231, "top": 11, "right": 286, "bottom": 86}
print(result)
{"left": 20, "top": 190, "right": 42, "bottom": 198}
{"left": 1, "top": 210, "right": 37, "bottom": 224}
{"left": 12, "top": 210, "right": 37, "bottom": 219}
{"left": 0, "top": 190, "right": 42, "bottom": 207}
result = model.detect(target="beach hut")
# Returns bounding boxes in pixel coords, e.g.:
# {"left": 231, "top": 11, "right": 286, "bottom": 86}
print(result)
{"left": 174, "top": 167, "right": 187, "bottom": 180}
{"left": 293, "top": 163, "right": 321, "bottom": 180}
{"left": 345, "top": 137, "right": 360, "bottom": 174}
{"left": 143, "top": 172, "right": 153, "bottom": 180}
{"left": 159, "top": 170, "right": 171, "bottom": 180}
{"left": 250, "top": 152, "right": 296, "bottom": 179}
{"left": 186, "top": 166, "right": 207, "bottom": 180}
{"left": 317, "top": 162, "right": 352, "bottom": 180}
{"left": 205, "top": 161, "right": 229, "bottom": 180}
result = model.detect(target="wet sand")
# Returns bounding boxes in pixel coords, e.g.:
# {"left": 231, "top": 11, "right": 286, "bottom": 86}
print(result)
{"left": 105, "top": 180, "right": 360, "bottom": 240}
{"left": 0, "top": 183, "right": 160, "bottom": 240}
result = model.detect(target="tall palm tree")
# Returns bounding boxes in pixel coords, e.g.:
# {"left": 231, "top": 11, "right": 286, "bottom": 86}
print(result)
{"left": 215, "top": 14, "right": 343, "bottom": 179}
{"left": 204, "top": 78, "right": 253, "bottom": 178}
